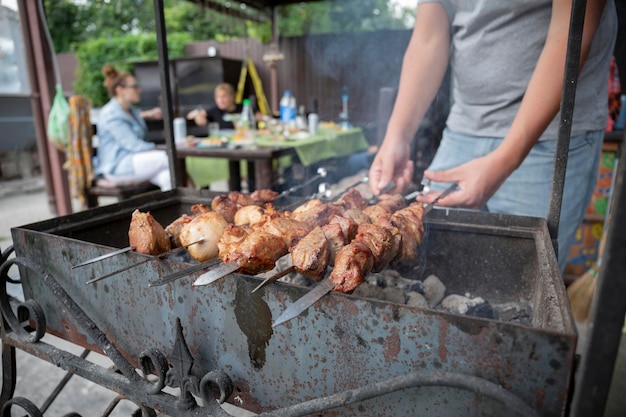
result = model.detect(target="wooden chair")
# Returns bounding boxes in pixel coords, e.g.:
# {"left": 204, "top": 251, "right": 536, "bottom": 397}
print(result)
{"left": 85, "top": 177, "right": 160, "bottom": 208}
{"left": 67, "top": 96, "right": 160, "bottom": 209}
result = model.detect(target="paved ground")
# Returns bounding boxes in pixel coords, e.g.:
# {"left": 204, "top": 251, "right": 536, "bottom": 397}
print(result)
{"left": 0, "top": 176, "right": 624, "bottom": 416}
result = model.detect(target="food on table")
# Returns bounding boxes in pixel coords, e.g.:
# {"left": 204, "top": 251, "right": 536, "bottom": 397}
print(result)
{"left": 198, "top": 136, "right": 227, "bottom": 147}
{"left": 128, "top": 209, "right": 171, "bottom": 255}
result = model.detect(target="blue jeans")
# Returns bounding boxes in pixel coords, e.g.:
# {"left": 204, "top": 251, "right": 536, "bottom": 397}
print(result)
{"left": 427, "top": 128, "right": 603, "bottom": 272}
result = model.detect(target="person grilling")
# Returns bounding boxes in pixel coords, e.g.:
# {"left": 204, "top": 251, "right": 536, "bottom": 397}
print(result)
{"left": 369, "top": 0, "right": 617, "bottom": 272}
{"left": 95, "top": 64, "right": 172, "bottom": 191}
{"left": 186, "top": 82, "right": 242, "bottom": 130}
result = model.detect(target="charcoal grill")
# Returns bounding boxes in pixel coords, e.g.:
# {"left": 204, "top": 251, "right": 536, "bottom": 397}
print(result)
{"left": 1, "top": 187, "right": 575, "bottom": 416}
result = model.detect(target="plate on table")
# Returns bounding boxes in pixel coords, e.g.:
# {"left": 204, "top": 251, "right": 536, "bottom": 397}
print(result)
{"left": 228, "top": 138, "right": 256, "bottom": 148}
{"left": 285, "top": 131, "right": 311, "bottom": 141}
{"left": 197, "top": 136, "right": 228, "bottom": 148}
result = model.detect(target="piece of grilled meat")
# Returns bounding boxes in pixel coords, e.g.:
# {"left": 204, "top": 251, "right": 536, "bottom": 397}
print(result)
{"left": 330, "top": 241, "right": 375, "bottom": 293}
{"left": 222, "top": 231, "right": 288, "bottom": 275}
{"left": 128, "top": 209, "right": 171, "bottom": 256}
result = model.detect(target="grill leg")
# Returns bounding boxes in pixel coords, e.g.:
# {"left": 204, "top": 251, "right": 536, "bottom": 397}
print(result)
{"left": 0, "top": 343, "right": 16, "bottom": 405}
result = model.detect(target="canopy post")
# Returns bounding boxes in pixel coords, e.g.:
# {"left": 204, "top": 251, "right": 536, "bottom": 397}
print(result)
{"left": 152, "top": 0, "right": 180, "bottom": 189}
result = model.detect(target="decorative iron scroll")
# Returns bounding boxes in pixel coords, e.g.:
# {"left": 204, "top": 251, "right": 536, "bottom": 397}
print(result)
{"left": 0, "top": 254, "right": 237, "bottom": 416}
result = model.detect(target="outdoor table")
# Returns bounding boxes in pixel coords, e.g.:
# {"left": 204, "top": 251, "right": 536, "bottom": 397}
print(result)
{"left": 172, "top": 127, "right": 370, "bottom": 191}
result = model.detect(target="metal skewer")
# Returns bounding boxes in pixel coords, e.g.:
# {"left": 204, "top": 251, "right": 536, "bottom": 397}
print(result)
{"left": 148, "top": 257, "right": 221, "bottom": 287}
{"left": 276, "top": 167, "right": 328, "bottom": 200}
{"left": 72, "top": 246, "right": 136, "bottom": 269}
{"left": 332, "top": 175, "right": 369, "bottom": 201}
{"left": 251, "top": 263, "right": 295, "bottom": 293}
{"left": 85, "top": 238, "right": 204, "bottom": 285}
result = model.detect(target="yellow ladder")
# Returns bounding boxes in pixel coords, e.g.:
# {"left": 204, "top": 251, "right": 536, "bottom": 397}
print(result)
{"left": 236, "top": 57, "right": 271, "bottom": 116}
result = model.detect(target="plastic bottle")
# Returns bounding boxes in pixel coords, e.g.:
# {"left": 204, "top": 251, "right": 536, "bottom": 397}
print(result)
{"left": 280, "top": 90, "right": 296, "bottom": 123}
{"left": 240, "top": 98, "right": 255, "bottom": 130}
{"left": 237, "top": 99, "right": 255, "bottom": 141}
{"left": 296, "top": 105, "right": 307, "bottom": 131}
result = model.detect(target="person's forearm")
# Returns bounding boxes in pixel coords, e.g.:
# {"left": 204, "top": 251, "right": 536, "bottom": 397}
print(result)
{"left": 384, "top": 3, "right": 450, "bottom": 145}
{"left": 495, "top": 0, "right": 607, "bottom": 171}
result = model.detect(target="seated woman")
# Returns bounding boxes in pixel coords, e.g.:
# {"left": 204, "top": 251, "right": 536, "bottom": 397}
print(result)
{"left": 95, "top": 64, "right": 171, "bottom": 191}
{"left": 186, "top": 82, "right": 242, "bottom": 130}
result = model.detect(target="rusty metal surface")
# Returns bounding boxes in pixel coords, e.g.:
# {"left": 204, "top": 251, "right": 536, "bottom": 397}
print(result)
{"left": 9, "top": 189, "right": 576, "bottom": 416}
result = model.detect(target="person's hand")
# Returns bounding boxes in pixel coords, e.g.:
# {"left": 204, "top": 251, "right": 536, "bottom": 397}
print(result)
{"left": 141, "top": 107, "right": 162, "bottom": 120}
{"left": 368, "top": 139, "right": 413, "bottom": 196}
{"left": 415, "top": 153, "right": 510, "bottom": 209}
{"left": 187, "top": 108, "right": 208, "bottom": 126}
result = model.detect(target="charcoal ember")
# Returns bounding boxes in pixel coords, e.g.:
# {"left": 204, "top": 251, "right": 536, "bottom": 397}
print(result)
{"left": 352, "top": 282, "right": 383, "bottom": 300}
{"left": 466, "top": 298, "right": 494, "bottom": 319}
{"left": 493, "top": 302, "right": 531, "bottom": 324}
{"left": 382, "top": 287, "right": 406, "bottom": 304}
{"left": 441, "top": 294, "right": 472, "bottom": 314}
{"left": 365, "top": 273, "right": 384, "bottom": 287}
{"left": 423, "top": 275, "right": 446, "bottom": 307}
{"left": 351, "top": 283, "right": 406, "bottom": 304}
{"left": 406, "top": 291, "right": 428, "bottom": 308}
{"left": 393, "top": 276, "right": 424, "bottom": 292}
{"left": 366, "top": 270, "right": 401, "bottom": 288}
{"left": 167, "top": 249, "right": 196, "bottom": 264}
{"left": 407, "top": 280, "right": 424, "bottom": 294}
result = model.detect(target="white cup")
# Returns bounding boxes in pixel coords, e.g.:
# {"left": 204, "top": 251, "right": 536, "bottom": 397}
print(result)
{"left": 308, "top": 113, "right": 319, "bottom": 136}
{"left": 208, "top": 122, "right": 220, "bottom": 137}
{"left": 173, "top": 117, "right": 187, "bottom": 144}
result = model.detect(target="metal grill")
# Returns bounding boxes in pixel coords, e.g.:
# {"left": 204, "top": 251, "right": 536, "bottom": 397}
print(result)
{"left": 1, "top": 188, "right": 575, "bottom": 416}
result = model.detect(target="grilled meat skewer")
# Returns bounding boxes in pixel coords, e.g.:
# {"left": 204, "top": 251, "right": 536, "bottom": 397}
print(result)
{"left": 291, "top": 202, "right": 424, "bottom": 292}
{"left": 193, "top": 190, "right": 373, "bottom": 286}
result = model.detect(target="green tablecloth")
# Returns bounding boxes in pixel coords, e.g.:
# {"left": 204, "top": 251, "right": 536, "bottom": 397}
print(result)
{"left": 255, "top": 127, "right": 369, "bottom": 167}
{"left": 186, "top": 127, "right": 369, "bottom": 188}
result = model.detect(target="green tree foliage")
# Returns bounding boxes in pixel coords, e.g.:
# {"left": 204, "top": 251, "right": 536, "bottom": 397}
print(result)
{"left": 42, "top": 0, "right": 94, "bottom": 52}
{"left": 277, "top": 0, "right": 410, "bottom": 37}
{"left": 164, "top": 1, "right": 248, "bottom": 41}
{"left": 74, "top": 32, "right": 190, "bottom": 106}
{"left": 44, "top": 0, "right": 413, "bottom": 104}
{"left": 45, "top": 0, "right": 413, "bottom": 54}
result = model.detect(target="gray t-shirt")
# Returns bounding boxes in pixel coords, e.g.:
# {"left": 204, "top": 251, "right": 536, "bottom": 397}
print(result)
{"left": 417, "top": 0, "right": 617, "bottom": 139}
